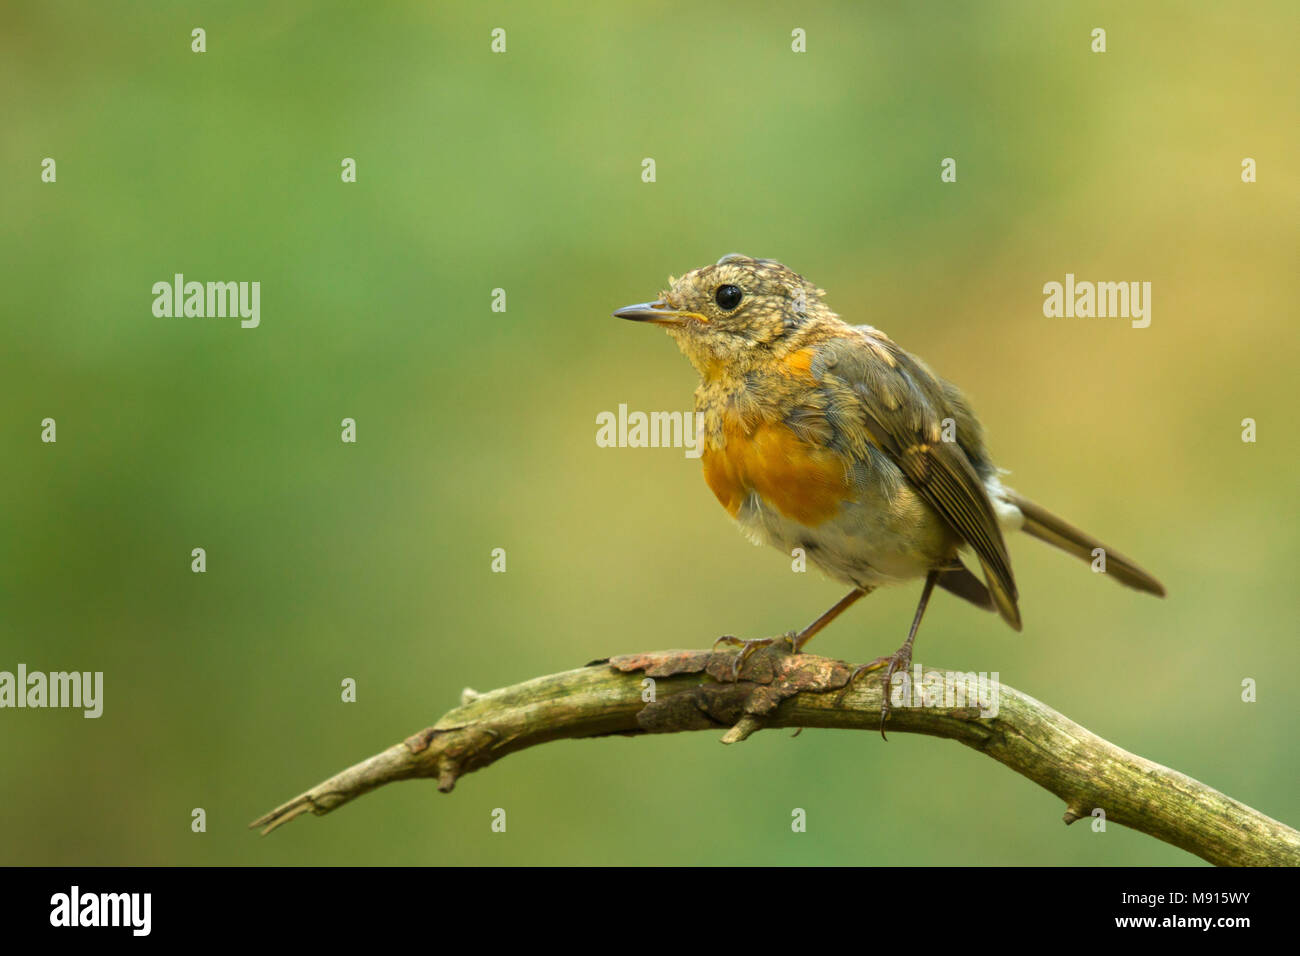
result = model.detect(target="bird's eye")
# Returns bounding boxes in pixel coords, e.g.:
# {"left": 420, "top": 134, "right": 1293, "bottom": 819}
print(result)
{"left": 715, "top": 284, "right": 743, "bottom": 311}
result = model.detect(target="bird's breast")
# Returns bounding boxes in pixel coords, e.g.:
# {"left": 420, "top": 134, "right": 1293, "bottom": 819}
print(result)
{"left": 700, "top": 413, "right": 853, "bottom": 528}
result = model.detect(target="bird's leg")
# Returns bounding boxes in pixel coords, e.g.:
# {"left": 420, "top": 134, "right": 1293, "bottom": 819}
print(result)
{"left": 791, "top": 587, "right": 872, "bottom": 652}
{"left": 838, "top": 569, "right": 940, "bottom": 739}
{"left": 713, "top": 587, "right": 870, "bottom": 682}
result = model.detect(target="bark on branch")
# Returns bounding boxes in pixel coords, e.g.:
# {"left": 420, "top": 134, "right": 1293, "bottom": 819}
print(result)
{"left": 251, "top": 643, "right": 1299, "bottom": 866}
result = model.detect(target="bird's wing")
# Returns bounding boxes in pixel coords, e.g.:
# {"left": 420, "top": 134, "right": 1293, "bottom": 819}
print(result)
{"left": 811, "top": 330, "right": 1021, "bottom": 629}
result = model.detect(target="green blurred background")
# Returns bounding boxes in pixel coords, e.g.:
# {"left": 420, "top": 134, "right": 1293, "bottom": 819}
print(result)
{"left": 2, "top": 1, "right": 1296, "bottom": 865}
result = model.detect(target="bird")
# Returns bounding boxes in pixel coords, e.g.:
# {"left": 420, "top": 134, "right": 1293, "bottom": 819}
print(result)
{"left": 614, "top": 254, "right": 1165, "bottom": 734}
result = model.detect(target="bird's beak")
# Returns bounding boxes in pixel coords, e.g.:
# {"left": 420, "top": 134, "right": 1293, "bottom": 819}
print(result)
{"left": 612, "top": 300, "right": 704, "bottom": 327}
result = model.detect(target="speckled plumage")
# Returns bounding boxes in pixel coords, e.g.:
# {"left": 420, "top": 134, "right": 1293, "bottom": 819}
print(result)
{"left": 615, "top": 254, "right": 1165, "bottom": 646}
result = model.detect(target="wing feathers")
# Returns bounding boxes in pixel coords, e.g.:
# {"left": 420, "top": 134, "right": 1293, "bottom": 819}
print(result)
{"left": 817, "top": 333, "right": 1022, "bottom": 628}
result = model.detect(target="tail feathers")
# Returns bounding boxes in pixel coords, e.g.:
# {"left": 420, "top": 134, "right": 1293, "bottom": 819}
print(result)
{"left": 937, "top": 561, "right": 995, "bottom": 612}
{"left": 940, "top": 557, "right": 1023, "bottom": 630}
{"left": 1006, "top": 492, "right": 1166, "bottom": 597}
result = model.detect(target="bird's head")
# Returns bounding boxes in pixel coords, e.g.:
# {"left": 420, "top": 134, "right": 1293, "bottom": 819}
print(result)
{"left": 614, "top": 254, "right": 830, "bottom": 377}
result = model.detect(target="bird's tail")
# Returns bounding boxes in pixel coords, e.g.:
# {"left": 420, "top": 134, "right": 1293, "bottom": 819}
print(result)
{"left": 1003, "top": 492, "right": 1166, "bottom": 597}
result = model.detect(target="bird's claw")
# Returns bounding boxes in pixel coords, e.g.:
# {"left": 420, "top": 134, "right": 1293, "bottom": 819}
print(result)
{"left": 837, "top": 645, "right": 913, "bottom": 740}
{"left": 711, "top": 635, "right": 790, "bottom": 681}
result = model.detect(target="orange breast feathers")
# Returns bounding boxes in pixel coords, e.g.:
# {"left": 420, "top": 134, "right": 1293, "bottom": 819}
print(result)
{"left": 701, "top": 415, "right": 853, "bottom": 527}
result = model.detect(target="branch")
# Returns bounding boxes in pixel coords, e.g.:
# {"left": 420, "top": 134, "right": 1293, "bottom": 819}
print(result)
{"left": 251, "top": 643, "right": 1299, "bottom": 866}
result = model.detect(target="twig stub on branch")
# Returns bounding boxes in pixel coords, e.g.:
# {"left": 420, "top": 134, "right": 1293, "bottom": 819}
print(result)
{"left": 250, "top": 644, "right": 1300, "bottom": 867}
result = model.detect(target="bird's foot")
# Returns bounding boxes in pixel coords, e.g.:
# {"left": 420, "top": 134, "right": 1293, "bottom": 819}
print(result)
{"left": 711, "top": 634, "right": 794, "bottom": 682}
{"left": 837, "top": 643, "right": 913, "bottom": 740}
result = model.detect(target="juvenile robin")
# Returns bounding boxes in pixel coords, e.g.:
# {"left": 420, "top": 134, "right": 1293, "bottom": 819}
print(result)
{"left": 614, "top": 254, "right": 1165, "bottom": 734}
